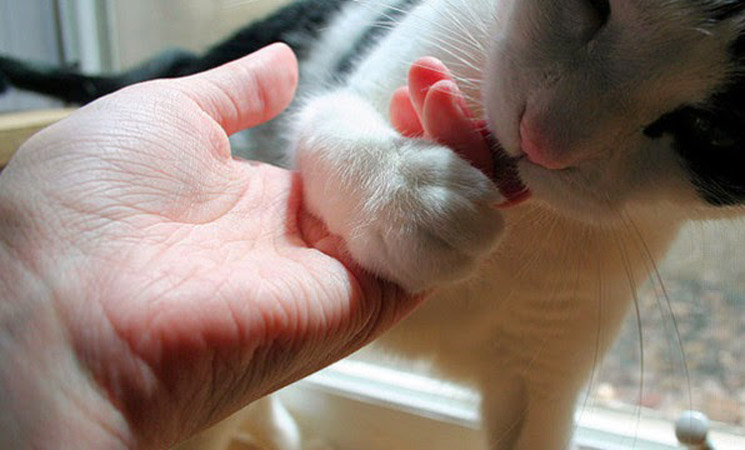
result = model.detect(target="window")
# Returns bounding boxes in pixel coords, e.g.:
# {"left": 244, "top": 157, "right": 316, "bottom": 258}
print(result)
{"left": 0, "top": 0, "right": 116, "bottom": 113}
{"left": 0, "top": 0, "right": 64, "bottom": 112}
{"left": 596, "top": 221, "right": 745, "bottom": 448}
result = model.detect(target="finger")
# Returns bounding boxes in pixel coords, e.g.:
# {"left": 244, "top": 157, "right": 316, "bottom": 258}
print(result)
{"left": 298, "top": 209, "right": 426, "bottom": 336}
{"left": 177, "top": 43, "right": 298, "bottom": 136}
{"left": 390, "top": 86, "right": 424, "bottom": 137}
{"left": 408, "top": 57, "right": 453, "bottom": 123}
{"left": 423, "top": 80, "right": 495, "bottom": 179}
{"left": 311, "top": 234, "right": 427, "bottom": 330}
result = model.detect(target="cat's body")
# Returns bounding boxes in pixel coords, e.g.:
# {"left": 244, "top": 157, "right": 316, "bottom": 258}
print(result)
{"left": 4, "top": 0, "right": 745, "bottom": 448}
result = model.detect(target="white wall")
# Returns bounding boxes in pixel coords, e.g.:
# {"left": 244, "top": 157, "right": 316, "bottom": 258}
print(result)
{"left": 109, "top": 0, "right": 291, "bottom": 69}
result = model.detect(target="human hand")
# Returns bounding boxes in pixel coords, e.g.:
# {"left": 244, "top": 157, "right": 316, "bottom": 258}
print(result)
{"left": 0, "top": 44, "right": 416, "bottom": 449}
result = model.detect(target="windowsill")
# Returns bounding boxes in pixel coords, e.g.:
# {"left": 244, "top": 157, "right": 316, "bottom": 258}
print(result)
{"left": 0, "top": 108, "right": 74, "bottom": 167}
{"left": 276, "top": 360, "right": 745, "bottom": 450}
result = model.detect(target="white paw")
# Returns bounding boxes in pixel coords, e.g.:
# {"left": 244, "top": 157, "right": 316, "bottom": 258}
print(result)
{"left": 295, "top": 91, "right": 504, "bottom": 293}
{"left": 344, "top": 139, "right": 504, "bottom": 292}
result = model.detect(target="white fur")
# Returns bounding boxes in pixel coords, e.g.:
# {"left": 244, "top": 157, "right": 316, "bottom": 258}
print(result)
{"left": 293, "top": 90, "right": 504, "bottom": 292}
{"left": 219, "top": 1, "right": 745, "bottom": 449}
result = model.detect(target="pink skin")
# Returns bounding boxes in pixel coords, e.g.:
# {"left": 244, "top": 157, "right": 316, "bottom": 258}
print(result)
{"left": 0, "top": 49, "right": 503, "bottom": 449}
{"left": 392, "top": 57, "right": 531, "bottom": 207}
{"left": 0, "top": 44, "right": 419, "bottom": 449}
{"left": 390, "top": 56, "right": 495, "bottom": 179}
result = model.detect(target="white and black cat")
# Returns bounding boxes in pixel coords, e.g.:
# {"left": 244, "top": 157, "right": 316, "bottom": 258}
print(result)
{"left": 4, "top": 0, "right": 745, "bottom": 448}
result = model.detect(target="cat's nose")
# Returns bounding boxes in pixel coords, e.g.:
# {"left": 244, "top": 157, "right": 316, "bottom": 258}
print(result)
{"left": 519, "top": 119, "right": 571, "bottom": 170}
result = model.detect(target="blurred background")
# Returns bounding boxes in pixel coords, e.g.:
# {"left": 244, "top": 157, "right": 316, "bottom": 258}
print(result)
{"left": 0, "top": 0, "right": 290, "bottom": 112}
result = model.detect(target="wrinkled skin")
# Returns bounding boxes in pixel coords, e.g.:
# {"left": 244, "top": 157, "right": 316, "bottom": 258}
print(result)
{"left": 0, "top": 43, "right": 488, "bottom": 449}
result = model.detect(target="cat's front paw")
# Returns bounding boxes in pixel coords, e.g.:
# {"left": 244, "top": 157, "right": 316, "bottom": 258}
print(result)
{"left": 296, "top": 91, "right": 504, "bottom": 293}
{"left": 346, "top": 139, "right": 504, "bottom": 292}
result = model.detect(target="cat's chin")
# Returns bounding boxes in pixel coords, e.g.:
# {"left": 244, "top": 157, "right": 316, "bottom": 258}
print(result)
{"left": 514, "top": 161, "right": 627, "bottom": 226}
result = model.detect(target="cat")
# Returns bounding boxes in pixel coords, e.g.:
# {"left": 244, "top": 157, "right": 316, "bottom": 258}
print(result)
{"left": 4, "top": 0, "right": 745, "bottom": 448}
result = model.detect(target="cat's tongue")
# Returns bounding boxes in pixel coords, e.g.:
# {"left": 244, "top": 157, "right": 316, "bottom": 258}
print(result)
{"left": 481, "top": 128, "right": 531, "bottom": 208}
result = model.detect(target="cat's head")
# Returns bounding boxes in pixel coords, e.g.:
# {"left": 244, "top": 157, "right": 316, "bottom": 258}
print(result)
{"left": 483, "top": 0, "right": 745, "bottom": 223}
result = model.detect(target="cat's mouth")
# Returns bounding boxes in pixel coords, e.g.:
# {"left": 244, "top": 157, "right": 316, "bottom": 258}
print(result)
{"left": 483, "top": 129, "right": 531, "bottom": 208}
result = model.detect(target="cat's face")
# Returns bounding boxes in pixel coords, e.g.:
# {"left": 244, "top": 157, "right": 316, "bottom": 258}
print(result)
{"left": 483, "top": 0, "right": 745, "bottom": 222}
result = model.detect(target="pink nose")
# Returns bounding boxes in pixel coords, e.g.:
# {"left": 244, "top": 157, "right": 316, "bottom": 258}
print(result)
{"left": 519, "top": 120, "right": 569, "bottom": 170}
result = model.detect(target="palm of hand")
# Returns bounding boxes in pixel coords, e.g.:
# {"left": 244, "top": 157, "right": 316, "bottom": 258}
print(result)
{"left": 3, "top": 47, "right": 409, "bottom": 446}
{"left": 0, "top": 45, "right": 489, "bottom": 447}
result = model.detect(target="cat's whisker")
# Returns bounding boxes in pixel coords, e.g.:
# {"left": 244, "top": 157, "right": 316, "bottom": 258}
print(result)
{"left": 611, "top": 214, "right": 646, "bottom": 448}
{"left": 365, "top": 0, "right": 489, "bottom": 51}
{"left": 695, "top": 173, "right": 743, "bottom": 206}
{"left": 386, "top": 24, "right": 486, "bottom": 76}
{"left": 347, "top": 24, "right": 485, "bottom": 92}
{"left": 620, "top": 208, "right": 694, "bottom": 416}
{"left": 574, "top": 225, "right": 608, "bottom": 444}
{"left": 221, "top": 0, "right": 264, "bottom": 10}
{"left": 355, "top": 0, "right": 489, "bottom": 74}
{"left": 560, "top": 224, "right": 599, "bottom": 450}
{"left": 484, "top": 210, "right": 567, "bottom": 448}
{"left": 441, "top": 0, "right": 492, "bottom": 49}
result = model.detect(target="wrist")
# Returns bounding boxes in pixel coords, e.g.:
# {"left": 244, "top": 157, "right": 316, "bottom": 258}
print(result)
{"left": 0, "top": 193, "right": 134, "bottom": 448}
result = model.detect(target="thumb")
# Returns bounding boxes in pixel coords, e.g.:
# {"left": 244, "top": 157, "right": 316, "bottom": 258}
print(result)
{"left": 176, "top": 43, "right": 298, "bottom": 135}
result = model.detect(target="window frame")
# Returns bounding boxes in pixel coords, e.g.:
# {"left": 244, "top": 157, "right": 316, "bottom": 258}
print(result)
{"left": 276, "top": 360, "right": 745, "bottom": 450}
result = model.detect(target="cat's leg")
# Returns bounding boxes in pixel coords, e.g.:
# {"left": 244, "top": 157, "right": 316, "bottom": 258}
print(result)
{"left": 238, "top": 396, "right": 302, "bottom": 450}
{"left": 480, "top": 378, "right": 577, "bottom": 450}
{"left": 512, "top": 396, "right": 577, "bottom": 450}
{"left": 293, "top": 90, "right": 505, "bottom": 293}
{"left": 176, "top": 396, "right": 301, "bottom": 450}
{"left": 175, "top": 408, "right": 247, "bottom": 450}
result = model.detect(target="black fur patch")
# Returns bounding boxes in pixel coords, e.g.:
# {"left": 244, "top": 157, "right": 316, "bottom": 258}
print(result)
{"left": 645, "top": 84, "right": 745, "bottom": 206}
{"left": 706, "top": 0, "right": 745, "bottom": 21}
{"left": 643, "top": 4, "right": 745, "bottom": 207}
{"left": 336, "top": 0, "right": 423, "bottom": 76}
